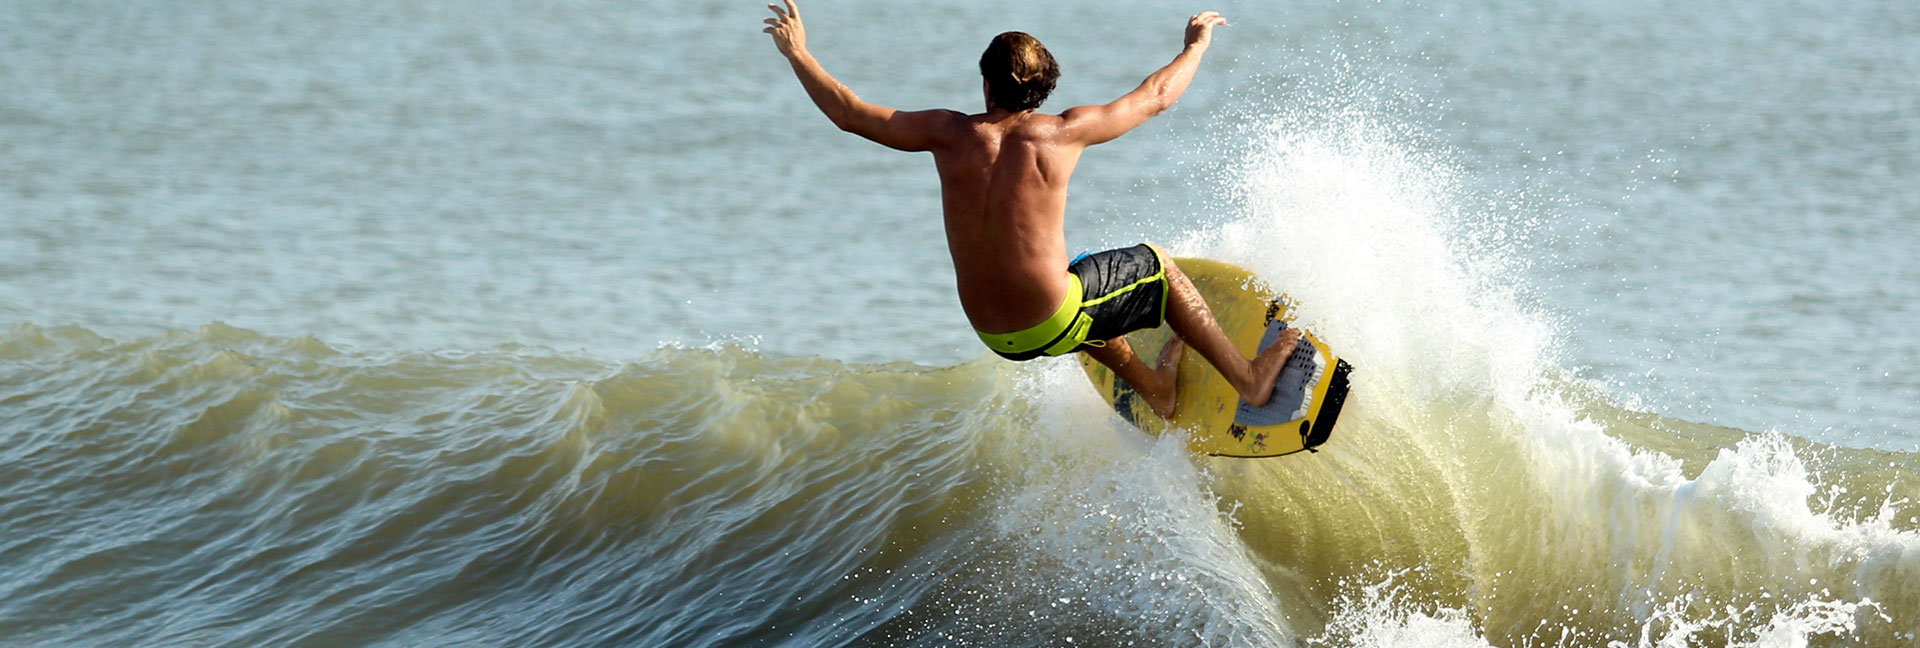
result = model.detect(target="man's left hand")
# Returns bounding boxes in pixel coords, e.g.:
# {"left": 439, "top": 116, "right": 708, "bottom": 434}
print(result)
{"left": 763, "top": 0, "right": 807, "bottom": 58}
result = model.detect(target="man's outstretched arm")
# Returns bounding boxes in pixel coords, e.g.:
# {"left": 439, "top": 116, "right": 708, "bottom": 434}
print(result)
{"left": 1060, "top": 11, "right": 1228, "bottom": 147}
{"left": 764, "top": 0, "right": 957, "bottom": 152}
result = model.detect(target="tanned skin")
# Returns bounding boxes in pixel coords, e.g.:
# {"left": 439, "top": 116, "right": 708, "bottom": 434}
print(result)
{"left": 765, "top": 0, "right": 1296, "bottom": 418}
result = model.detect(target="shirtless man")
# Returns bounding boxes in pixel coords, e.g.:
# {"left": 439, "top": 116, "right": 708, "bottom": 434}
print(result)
{"left": 764, "top": 1, "right": 1296, "bottom": 418}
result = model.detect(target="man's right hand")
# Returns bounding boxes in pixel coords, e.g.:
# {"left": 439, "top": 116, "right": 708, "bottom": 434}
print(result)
{"left": 1184, "top": 11, "right": 1228, "bottom": 51}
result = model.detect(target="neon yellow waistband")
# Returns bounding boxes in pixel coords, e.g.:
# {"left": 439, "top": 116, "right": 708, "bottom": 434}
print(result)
{"left": 975, "top": 274, "right": 1089, "bottom": 357}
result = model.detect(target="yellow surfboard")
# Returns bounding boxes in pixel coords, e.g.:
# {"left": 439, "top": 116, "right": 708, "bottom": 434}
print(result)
{"left": 1078, "top": 258, "right": 1353, "bottom": 458}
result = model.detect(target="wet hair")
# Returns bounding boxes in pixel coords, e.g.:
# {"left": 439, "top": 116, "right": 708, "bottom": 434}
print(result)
{"left": 978, "top": 31, "right": 1059, "bottom": 111}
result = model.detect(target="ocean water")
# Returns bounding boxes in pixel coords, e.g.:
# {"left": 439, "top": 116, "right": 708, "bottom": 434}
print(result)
{"left": 2, "top": 0, "right": 1916, "bottom": 646}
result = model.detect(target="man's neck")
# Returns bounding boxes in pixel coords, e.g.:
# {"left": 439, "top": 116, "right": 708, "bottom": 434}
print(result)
{"left": 982, "top": 106, "right": 1035, "bottom": 120}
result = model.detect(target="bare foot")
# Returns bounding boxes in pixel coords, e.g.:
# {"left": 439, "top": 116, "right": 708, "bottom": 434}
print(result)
{"left": 1146, "top": 339, "right": 1186, "bottom": 419}
{"left": 1240, "top": 328, "right": 1300, "bottom": 407}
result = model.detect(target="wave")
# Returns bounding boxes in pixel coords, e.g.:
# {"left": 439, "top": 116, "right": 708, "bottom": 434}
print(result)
{"left": 0, "top": 323, "right": 1014, "bottom": 645}
{"left": 1, "top": 318, "right": 1913, "bottom": 646}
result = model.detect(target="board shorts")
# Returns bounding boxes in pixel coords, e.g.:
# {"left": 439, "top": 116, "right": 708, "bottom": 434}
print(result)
{"left": 975, "top": 243, "right": 1171, "bottom": 361}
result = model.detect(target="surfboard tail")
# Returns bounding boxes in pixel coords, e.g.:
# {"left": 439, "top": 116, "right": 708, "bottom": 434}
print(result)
{"left": 1304, "top": 359, "right": 1353, "bottom": 451}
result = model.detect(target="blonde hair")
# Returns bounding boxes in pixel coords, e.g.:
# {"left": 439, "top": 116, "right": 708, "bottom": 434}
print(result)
{"left": 978, "top": 32, "right": 1059, "bottom": 111}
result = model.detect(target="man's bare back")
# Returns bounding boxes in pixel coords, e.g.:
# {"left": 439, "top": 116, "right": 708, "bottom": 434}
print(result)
{"left": 931, "top": 111, "right": 1082, "bottom": 334}
{"left": 766, "top": 1, "right": 1297, "bottom": 417}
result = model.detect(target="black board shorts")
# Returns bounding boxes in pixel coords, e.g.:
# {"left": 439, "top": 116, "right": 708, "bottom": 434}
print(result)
{"left": 1071, "top": 243, "right": 1171, "bottom": 345}
{"left": 976, "top": 243, "right": 1171, "bottom": 361}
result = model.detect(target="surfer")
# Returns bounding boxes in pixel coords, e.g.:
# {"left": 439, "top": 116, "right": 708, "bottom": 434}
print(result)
{"left": 764, "top": 0, "right": 1297, "bottom": 418}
